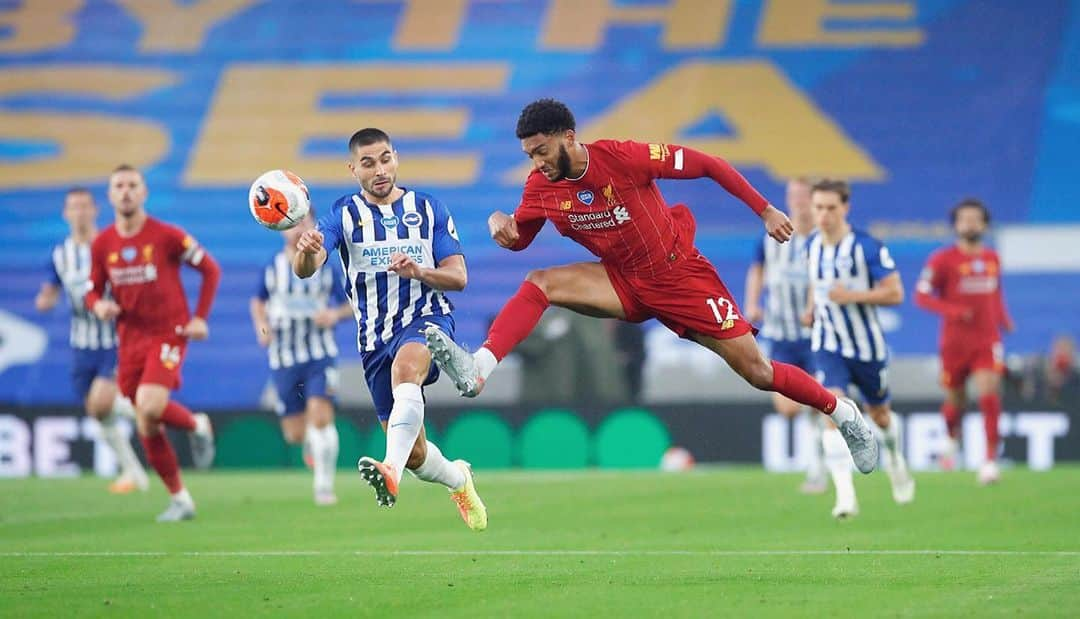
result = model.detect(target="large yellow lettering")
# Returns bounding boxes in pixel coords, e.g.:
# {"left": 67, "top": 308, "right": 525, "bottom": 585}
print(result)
{"left": 0, "top": 0, "right": 82, "bottom": 53}
{"left": 186, "top": 64, "right": 508, "bottom": 186}
{"left": 115, "top": 0, "right": 255, "bottom": 52}
{"left": 0, "top": 67, "right": 175, "bottom": 189}
{"left": 759, "top": 0, "right": 923, "bottom": 47}
{"left": 391, "top": 0, "right": 468, "bottom": 50}
{"left": 504, "top": 61, "right": 882, "bottom": 184}
{"left": 542, "top": 0, "right": 732, "bottom": 50}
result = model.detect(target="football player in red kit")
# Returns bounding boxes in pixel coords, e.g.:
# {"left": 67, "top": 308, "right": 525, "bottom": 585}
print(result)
{"left": 86, "top": 165, "right": 221, "bottom": 521}
{"left": 916, "top": 198, "right": 1013, "bottom": 484}
{"left": 423, "top": 98, "right": 879, "bottom": 474}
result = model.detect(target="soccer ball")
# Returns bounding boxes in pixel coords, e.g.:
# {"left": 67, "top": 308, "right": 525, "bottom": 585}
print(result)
{"left": 248, "top": 169, "right": 311, "bottom": 230}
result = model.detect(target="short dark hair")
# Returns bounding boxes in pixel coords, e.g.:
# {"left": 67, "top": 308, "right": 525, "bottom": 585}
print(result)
{"left": 516, "top": 98, "right": 575, "bottom": 139}
{"left": 348, "top": 128, "right": 392, "bottom": 151}
{"left": 811, "top": 178, "right": 851, "bottom": 203}
{"left": 66, "top": 186, "right": 92, "bottom": 198}
{"left": 111, "top": 163, "right": 139, "bottom": 175}
{"left": 949, "top": 197, "right": 990, "bottom": 225}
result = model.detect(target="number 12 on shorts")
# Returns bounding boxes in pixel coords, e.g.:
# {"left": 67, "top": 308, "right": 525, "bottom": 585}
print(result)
{"left": 705, "top": 297, "right": 738, "bottom": 331}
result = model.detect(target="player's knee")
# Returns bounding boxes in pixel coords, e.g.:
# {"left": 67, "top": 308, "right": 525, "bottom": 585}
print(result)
{"left": 738, "top": 359, "right": 774, "bottom": 391}
{"left": 524, "top": 268, "right": 551, "bottom": 295}
{"left": 281, "top": 425, "right": 304, "bottom": 444}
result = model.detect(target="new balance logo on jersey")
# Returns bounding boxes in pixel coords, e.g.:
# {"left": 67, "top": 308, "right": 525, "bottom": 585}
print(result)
{"left": 613, "top": 206, "right": 631, "bottom": 224}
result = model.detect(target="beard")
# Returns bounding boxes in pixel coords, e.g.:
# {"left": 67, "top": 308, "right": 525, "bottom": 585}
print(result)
{"left": 367, "top": 176, "right": 394, "bottom": 199}
{"left": 959, "top": 230, "right": 983, "bottom": 243}
{"left": 551, "top": 144, "right": 572, "bottom": 181}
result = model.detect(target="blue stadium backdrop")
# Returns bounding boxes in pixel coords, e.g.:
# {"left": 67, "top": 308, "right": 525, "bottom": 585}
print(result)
{"left": 1, "top": 0, "right": 1078, "bottom": 408}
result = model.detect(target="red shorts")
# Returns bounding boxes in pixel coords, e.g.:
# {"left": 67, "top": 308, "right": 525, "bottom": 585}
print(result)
{"left": 604, "top": 252, "right": 755, "bottom": 341}
{"left": 940, "top": 340, "right": 1003, "bottom": 388}
{"left": 117, "top": 334, "right": 188, "bottom": 399}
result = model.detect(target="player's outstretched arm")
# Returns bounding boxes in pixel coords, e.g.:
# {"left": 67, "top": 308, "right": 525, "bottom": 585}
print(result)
{"left": 250, "top": 297, "right": 271, "bottom": 346}
{"left": 293, "top": 229, "right": 327, "bottom": 278}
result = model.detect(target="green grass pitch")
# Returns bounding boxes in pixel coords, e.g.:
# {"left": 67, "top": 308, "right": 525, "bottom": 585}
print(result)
{"left": 2, "top": 468, "right": 1079, "bottom": 617}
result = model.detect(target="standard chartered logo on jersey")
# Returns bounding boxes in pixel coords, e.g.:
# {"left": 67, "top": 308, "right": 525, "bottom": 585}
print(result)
{"left": 568, "top": 208, "right": 632, "bottom": 231}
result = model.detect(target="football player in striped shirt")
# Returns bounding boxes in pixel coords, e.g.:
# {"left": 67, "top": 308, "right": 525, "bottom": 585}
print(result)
{"left": 251, "top": 210, "right": 352, "bottom": 505}
{"left": 293, "top": 128, "right": 487, "bottom": 530}
{"left": 35, "top": 187, "right": 148, "bottom": 494}
{"left": 802, "top": 179, "right": 915, "bottom": 518}
{"left": 744, "top": 177, "right": 825, "bottom": 494}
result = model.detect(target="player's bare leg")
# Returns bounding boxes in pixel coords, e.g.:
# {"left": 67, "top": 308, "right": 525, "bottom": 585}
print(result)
{"left": 134, "top": 383, "right": 213, "bottom": 521}
{"left": 691, "top": 332, "right": 877, "bottom": 474}
{"left": 940, "top": 385, "right": 966, "bottom": 471}
{"left": 304, "top": 397, "right": 339, "bottom": 505}
{"left": 973, "top": 369, "right": 1003, "bottom": 485}
{"left": 866, "top": 402, "right": 915, "bottom": 504}
{"left": 86, "top": 377, "right": 148, "bottom": 494}
{"left": 425, "top": 262, "right": 624, "bottom": 397}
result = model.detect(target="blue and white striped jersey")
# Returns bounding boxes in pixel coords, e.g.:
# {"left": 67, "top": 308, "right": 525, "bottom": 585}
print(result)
{"left": 754, "top": 233, "right": 811, "bottom": 342}
{"left": 319, "top": 188, "right": 462, "bottom": 352}
{"left": 256, "top": 251, "right": 347, "bottom": 369}
{"left": 48, "top": 237, "right": 117, "bottom": 350}
{"left": 806, "top": 228, "right": 897, "bottom": 362}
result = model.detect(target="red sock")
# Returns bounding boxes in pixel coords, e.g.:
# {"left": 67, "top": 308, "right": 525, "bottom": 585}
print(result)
{"left": 140, "top": 431, "right": 183, "bottom": 494}
{"left": 770, "top": 360, "right": 837, "bottom": 414}
{"left": 482, "top": 281, "right": 550, "bottom": 361}
{"left": 941, "top": 402, "right": 962, "bottom": 439}
{"left": 979, "top": 393, "right": 1001, "bottom": 461}
{"left": 160, "top": 400, "right": 197, "bottom": 431}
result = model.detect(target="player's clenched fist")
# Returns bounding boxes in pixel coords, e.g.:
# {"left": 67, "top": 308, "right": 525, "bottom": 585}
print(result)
{"left": 761, "top": 205, "right": 794, "bottom": 243}
{"left": 296, "top": 229, "right": 324, "bottom": 254}
{"left": 488, "top": 211, "right": 519, "bottom": 249}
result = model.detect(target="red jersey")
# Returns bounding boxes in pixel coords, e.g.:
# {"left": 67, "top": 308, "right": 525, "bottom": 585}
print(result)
{"left": 86, "top": 216, "right": 220, "bottom": 343}
{"left": 915, "top": 245, "right": 1011, "bottom": 345}
{"left": 511, "top": 140, "right": 768, "bottom": 277}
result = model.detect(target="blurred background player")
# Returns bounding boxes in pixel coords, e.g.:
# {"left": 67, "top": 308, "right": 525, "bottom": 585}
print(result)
{"left": 293, "top": 128, "right": 487, "bottom": 530}
{"left": 915, "top": 198, "right": 1014, "bottom": 484}
{"left": 251, "top": 210, "right": 351, "bottom": 505}
{"left": 802, "top": 179, "right": 915, "bottom": 518}
{"left": 744, "top": 177, "right": 824, "bottom": 494}
{"left": 424, "top": 98, "right": 879, "bottom": 475}
{"left": 35, "top": 187, "right": 148, "bottom": 494}
{"left": 86, "top": 165, "right": 220, "bottom": 522}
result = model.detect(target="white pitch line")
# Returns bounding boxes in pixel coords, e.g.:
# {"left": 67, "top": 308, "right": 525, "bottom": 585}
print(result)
{"left": 1, "top": 550, "right": 1078, "bottom": 558}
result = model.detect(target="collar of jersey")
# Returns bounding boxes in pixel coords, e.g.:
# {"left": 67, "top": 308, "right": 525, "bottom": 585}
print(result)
{"left": 566, "top": 144, "right": 589, "bottom": 183}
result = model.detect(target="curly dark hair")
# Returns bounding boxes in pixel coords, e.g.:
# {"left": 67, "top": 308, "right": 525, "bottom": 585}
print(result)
{"left": 515, "top": 98, "right": 576, "bottom": 139}
{"left": 949, "top": 197, "right": 990, "bottom": 225}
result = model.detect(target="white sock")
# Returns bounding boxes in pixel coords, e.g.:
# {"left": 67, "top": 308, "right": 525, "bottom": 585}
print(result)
{"left": 823, "top": 427, "right": 856, "bottom": 506}
{"left": 411, "top": 440, "right": 466, "bottom": 490}
{"left": 112, "top": 394, "right": 136, "bottom": 419}
{"left": 830, "top": 398, "right": 856, "bottom": 424}
{"left": 99, "top": 412, "right": 145, "bottom": 481}
{"left": 318, "top": 423, "right": 338, "bottom": 492}
{"left": 474, "top": 347, "right": 498, "bottom": 381}
{"left": 805, "top": 411, "right": 825, "bottom": 481}
{"left": 171, "top": 487, "right": 194, "bottom": 507}
{"left": 876, "top": 413, "right": 901, "bottom": 459}
{"left": 385, "top": 383, "right": 424, "bottom": 485}
{"left": 306, "top": 423, "right": 333, "bottom": 493}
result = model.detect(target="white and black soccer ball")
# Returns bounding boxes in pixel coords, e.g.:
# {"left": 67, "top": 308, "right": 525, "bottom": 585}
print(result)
{"left": 248, "top": 169, "right": 311, "bottom": 231}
